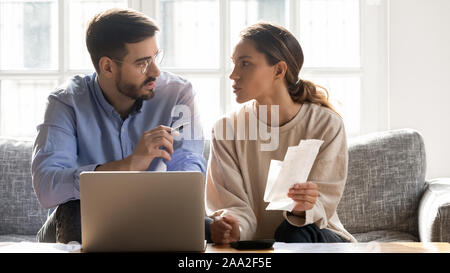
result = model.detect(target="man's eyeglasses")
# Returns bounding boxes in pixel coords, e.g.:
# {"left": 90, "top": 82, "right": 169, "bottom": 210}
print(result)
{"left": 112, "top": 49, "right": 164, "bottom": 74}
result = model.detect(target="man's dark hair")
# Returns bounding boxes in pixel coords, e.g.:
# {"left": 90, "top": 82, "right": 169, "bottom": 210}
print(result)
{"left": 86, "top": 8, "right": 159, "bottom": 73}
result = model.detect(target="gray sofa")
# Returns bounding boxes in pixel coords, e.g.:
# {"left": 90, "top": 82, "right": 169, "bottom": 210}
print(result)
{"left": 1, "top": 128, "right": 449, "bottom": 243}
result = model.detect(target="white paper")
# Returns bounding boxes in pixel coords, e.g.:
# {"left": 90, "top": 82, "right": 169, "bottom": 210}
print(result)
{"left": 264, "top": 139, "right": 324, "bottom": 211}
{"left": 0, "top": 242, "right": 81, "bottom": 253}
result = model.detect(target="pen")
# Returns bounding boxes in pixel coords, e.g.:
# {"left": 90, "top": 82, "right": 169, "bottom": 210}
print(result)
{"left": 170, "top": 121, "right": 191, "bottom": 134}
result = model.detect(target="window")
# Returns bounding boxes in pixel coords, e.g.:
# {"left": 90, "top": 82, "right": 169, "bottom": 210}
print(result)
{"left": 0, "top": 0, "right": 129, "bottom": 138}
{"left": 0, "top": 0, "right": 388, "bottom": 138}
{"left": 149, "top": 0, "right": 388, "bottom": 137}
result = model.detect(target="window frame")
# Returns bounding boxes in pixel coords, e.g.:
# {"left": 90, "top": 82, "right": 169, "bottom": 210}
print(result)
{"left": 0, "top": 0, "right": 139, "bottom": 80}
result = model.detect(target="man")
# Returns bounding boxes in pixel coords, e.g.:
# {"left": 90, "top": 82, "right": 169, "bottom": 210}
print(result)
{"left": 32, "top": 8, "right": 211, "bottom": 243}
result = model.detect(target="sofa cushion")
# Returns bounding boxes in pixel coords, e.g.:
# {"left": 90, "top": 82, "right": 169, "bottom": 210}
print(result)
{"left": 0, "top": 138, "right": 48, "bottom": 235}
{"left": 337, "top": 129, "right": 427, "bottom": 238}
{"left": 0, "top": 234, "right": 37, "bottom": 243}
{"left": 353, "top": 230, "right": 418, "bottom": 242}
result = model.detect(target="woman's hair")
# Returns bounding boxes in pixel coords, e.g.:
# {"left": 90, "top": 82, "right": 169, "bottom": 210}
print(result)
{"left": 240, "top": 22, "right": 339, "bottom": 115}
{"left": 86, "top": 8, "right": 159, "bottom": 73}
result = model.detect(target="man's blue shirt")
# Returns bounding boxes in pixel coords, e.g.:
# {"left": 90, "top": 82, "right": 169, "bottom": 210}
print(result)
{"left": 31, "top": 72, "right": 206, "bottom": 211}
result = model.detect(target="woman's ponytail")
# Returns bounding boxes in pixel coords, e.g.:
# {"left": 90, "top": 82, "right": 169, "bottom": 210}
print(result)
{"left": 288, "top": 78, "right": 339, "bottom": 116}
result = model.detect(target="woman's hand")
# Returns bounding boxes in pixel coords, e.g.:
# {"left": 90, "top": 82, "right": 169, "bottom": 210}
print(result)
{"left": 287, "top": 182, "right": 319, "bottom": 215}
{"left": 210, "top": 215, "right": 240, "bottom": 244}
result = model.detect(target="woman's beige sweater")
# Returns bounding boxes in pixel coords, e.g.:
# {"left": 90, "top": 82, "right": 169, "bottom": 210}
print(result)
{"left": 205, "top": 102, "right": 356, "bottom": 242}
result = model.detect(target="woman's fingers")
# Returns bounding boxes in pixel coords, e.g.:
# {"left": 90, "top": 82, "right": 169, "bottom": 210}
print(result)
{"left": 288, "top": 193, "right": 317, "bottom": 203}
{"left": 222, "top": 215, "right": 238, "bottom": 225}
{"left": 210, "top": 217, "right": 232, "bottom": 244}
{"left": 293, "top": 201, "right": 315, "bottom": 211}
{"left": 213, "top": 219, "right": 232, "bottom": 231}
{"left": 288, "top": 183, "right": 318, "bottom": 213}
{"left": 210, "top": 216, "right": 240, "bottom": 244}
{"left": 291, "top": 182, "right": 317, "bottom": 190}
{"left": 223, "top": 230, "right": 230, "bottom": 239}
{"left": 288, "top": 189, "right": 319, "bottom": 197}
{"left": 222, "top": 215, "right": 240, "bottom": 243}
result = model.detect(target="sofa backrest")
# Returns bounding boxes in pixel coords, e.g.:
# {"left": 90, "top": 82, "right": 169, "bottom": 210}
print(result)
{"left": 0, "top": 138, "right": 47, "bottom": 235}
{"left": 1, "top": 129, "right": 426, "bottom": 237}
{"left": 337, "top": 129, "right": 427, "bottom": 238}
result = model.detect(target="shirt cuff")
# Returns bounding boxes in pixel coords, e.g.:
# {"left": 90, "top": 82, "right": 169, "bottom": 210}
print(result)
{"left": 283, "top": 210, "right": 307, "bottom": 227}
{"left": 73, "top": 164, "right": 100, "bottom": 198}
{"left": 283, "top": 201, "right": 327, "bottom": 228}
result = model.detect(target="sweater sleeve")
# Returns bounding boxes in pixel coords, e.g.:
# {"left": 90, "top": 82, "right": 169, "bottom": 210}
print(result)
{"left": 283, "top": 117, "right": 349, "bottom": 228}
{"left": 205, "top": 120, "right": 258, "bottom": 240}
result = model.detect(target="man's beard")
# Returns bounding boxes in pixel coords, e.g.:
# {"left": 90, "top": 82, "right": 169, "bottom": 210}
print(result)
{"left": 115, "top": 71, "right": 156, "bottom": 101}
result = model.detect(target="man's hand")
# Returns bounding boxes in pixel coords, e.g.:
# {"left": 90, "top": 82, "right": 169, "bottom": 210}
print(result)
{"left": 210, "top": 215, "right": 240, "bottom": 244}
{"left": 126, "top": 125, "right": 177, "bottom": 171}
{"left": 94, "top": 125, "right": 178, "bottom": 172}
{"left": 287, "top": 182, "right": 319, "bottom": 216}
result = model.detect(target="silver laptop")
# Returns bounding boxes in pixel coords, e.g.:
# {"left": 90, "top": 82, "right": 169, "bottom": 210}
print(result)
{"left": 79, "top": 171, "right": 205, "bottom": 252}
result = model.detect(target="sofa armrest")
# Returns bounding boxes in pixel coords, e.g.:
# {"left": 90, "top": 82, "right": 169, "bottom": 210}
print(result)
{"left": 418, "top": 178, "right": 450, "bottom": 242}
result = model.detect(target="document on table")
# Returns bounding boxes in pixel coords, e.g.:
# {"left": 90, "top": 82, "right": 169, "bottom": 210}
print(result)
{"left": 264, "top": 139, "right": 324, "bottom": 211}
{"left": 0, "top": 242, "right": 81, "bottom": 253}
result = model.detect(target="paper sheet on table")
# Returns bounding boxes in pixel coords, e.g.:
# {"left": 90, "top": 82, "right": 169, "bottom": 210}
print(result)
{"left": 264, "top": 139, "right": 324, "bottom": 211}
{"left": 0, "top": 242, "right": 81, "bottom": 253}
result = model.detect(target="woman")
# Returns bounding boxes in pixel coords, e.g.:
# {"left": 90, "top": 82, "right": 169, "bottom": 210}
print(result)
{"left": 206, "top": 23, "right": 356, "bottom": 244}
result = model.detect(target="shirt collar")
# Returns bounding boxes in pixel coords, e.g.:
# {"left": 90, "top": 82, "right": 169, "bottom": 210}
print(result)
{"left": 93, "top": 74, "right": 115, "bottom": 118}
{"left": 132, "top": 98, "right": 143, "bottom": 115}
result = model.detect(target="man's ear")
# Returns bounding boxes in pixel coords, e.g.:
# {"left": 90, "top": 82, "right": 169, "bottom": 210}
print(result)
{"left": 274, "top": 61, "right": 287, "bottom": 80}
{"left": 98, "top": 57, "right": 114, "bottom": 78}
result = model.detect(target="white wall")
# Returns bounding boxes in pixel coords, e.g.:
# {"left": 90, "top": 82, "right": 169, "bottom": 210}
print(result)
{"left": 389, "top": 0, "right": 450, "bottom": 179}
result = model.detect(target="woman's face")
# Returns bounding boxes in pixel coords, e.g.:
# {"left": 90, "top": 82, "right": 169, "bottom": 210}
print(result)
{"left": 230, "top": 39, "right": 277, "bottom": 103}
